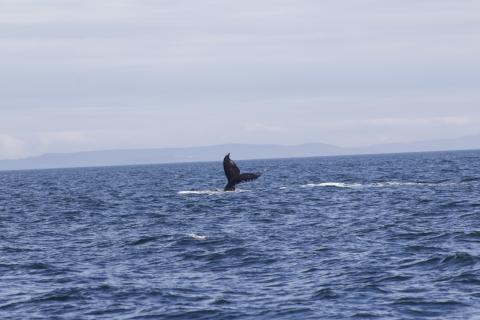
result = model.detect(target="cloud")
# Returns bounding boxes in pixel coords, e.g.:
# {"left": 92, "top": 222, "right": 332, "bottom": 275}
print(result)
{"left": 365, "top": 116, "right": 474, "bottom": 126}
{"left": 0, "top": 134, "right": 28, "bottom": 159}
{"left": 0, "top": 0, "right": 480, "bottom": 157}
{"left": 36, "top": 131, "right": 89, "bottom": 145}
{"left": 244, "top": 123, "right": 288, "bottom": 133}
{"left": 0, "top": 131, "right": 97, "bottom": 160}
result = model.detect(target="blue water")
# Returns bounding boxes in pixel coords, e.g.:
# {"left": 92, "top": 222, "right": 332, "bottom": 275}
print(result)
{"left": 1, "top": 150, "right": 480, "bottom": 319}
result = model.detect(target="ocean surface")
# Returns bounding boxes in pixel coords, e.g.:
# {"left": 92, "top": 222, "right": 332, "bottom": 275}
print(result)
{"left": 1, "top": 150, "right": 480, "bottom": 319}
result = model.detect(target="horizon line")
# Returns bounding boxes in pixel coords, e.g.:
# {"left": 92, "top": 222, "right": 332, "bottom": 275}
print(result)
{"left": 1, "top": 132, "right": 479, "bottom": 162}
{"left": 0, "top": 147, "right": 479, "bottom": 173}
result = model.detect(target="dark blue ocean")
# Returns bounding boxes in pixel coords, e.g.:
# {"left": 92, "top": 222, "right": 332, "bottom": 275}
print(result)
{"left": 1, "top": 150, "right": 480, "bottom": 319}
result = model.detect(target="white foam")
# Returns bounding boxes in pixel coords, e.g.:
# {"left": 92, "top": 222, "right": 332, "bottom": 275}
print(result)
{"left": 302, "top": 181, "right": 448, "bottom": 189}
{"left": 178, "top": 190, "right": 223, "bottom": 195}
{"left": 302, "top": 182, "right": 362, "bottom": 188}
{"left": 371, "top": 181, "right": 429, "bottom": 187}
{"left": 188, "top": 233, "right": 207, "bottom": 240}
{"left": 370, "top": 181, "right": 455, "bottom": 188}
{"left": 178, "top": 189, "right": 250, "bottom": 195}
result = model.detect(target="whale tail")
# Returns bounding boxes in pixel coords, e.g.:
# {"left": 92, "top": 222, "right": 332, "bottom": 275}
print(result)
{"left": 223, "top": 153, "right": 261, "bottom": 191}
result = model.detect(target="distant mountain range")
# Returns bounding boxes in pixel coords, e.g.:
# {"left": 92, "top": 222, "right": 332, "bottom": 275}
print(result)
{"left": 0, "top": 134, "right": 479, "bottom": 171}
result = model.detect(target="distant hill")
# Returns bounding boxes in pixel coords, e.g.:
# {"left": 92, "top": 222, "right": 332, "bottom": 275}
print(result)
{"left": 0, "top": 143, "right": 344, "bottom": 171}
{"left": 0, "top": 134, "right": 479, "bottom": 171}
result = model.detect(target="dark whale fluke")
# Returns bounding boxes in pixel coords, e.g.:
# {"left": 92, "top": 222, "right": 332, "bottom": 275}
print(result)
{"left": 223, "top": 153, "right": 261, "bottom": 191}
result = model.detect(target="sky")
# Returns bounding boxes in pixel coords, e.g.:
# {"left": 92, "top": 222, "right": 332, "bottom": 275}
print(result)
{"left": 1, "top": 0, "right": 479, "bottom": 159}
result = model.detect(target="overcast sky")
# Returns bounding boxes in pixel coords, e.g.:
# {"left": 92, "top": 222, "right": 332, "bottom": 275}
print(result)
{"left": 1, "top": 0, "right": 479, "bottom": 159}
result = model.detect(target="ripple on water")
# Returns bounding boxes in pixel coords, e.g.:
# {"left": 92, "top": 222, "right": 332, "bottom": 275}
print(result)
{"left": 391, "top": 298, "right": 467, "bottom": 318}
{"left": 399, "top": 252, "right": 479, "bottom": 270}
{"left": 311, "top": 288, "right": 338, "bottom": 300}
{"left": 1, "top": 151, "right": 480, "bottom": 319}
{"left": 130, "top": 236, "right": 159, "bottom": 246}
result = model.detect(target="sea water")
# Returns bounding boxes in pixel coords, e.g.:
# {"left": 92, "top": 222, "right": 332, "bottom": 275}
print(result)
{"left": 1, "top": 150, "right": 479, "bottom": 319}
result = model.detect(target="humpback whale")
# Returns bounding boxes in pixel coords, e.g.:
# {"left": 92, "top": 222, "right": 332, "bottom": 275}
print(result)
{"left": 223, "top": 153, "right": 261, "bottom": 191}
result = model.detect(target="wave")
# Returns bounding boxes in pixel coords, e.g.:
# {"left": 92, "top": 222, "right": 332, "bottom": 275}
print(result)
{"left": 188, "top": 233, "right": 207, "bottom": 240}
{"left": 302, "top": 182, "right": 362, "bottom": 188}
{"left": 301, "top": 181, "right": 451, "bottom": 189}
{"left": 130, "top": 236, "right": 159, "bottom": 246}
{"left": 177, "top": 189, "right": 224, "bottom": 195}
{"left": 399, "top": 252, "right": 478, "bottom": 270}
{"left": 374, "top": 181, "right": 432, "bottom": 187}
{"left": 311, "top": 288, "right": 338, "bottom": 299}
{"left": 460, "top": 176, "right": 480, "bottom": 183}
{"left": 178, "top": 189, "right": 250, "bottom": 195}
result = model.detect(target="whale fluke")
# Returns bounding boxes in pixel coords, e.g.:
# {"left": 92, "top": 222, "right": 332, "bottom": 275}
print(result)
{"left": 223, "top": 153, "right": 261, "bottom": 191}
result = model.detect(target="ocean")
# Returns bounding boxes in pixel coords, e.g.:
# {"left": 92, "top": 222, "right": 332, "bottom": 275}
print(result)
{"left": 1, "top": 150, "right": 479, "bottom": 319}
